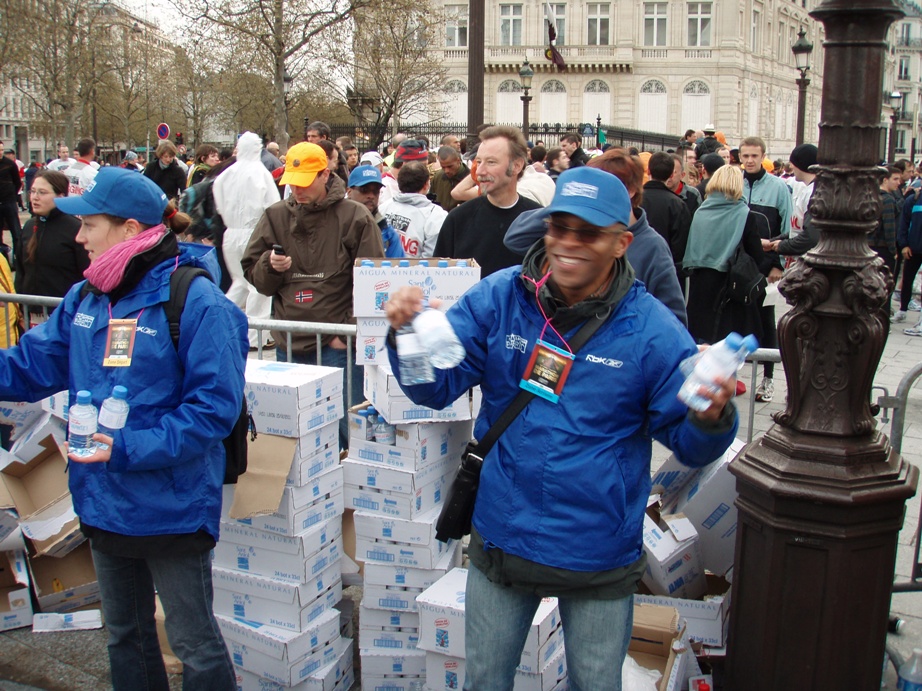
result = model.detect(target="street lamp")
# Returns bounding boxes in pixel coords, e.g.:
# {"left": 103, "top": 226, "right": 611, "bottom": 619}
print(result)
{"left": 890, "top": 89, "right": 904, "bottom": 163}
{"left": 519, "top": 58, "right": 534, "bottom": 137}
{"left": 283, "top": 70, "right": 293, "bottom": 146}
{"left": 792, "top": 28, "right": 813, "bottom": 146}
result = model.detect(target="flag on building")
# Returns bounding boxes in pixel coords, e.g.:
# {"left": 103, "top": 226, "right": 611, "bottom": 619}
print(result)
{"left": 544, "top": 2, "right": 567, "bottom": 72}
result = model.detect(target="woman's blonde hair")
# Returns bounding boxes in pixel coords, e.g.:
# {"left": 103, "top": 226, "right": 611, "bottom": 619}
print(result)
{"left": 155, "top": 140, "right": 178, "bottom": 159}
{"left": 706, "top": 164, "right": 743, "bottom": 201}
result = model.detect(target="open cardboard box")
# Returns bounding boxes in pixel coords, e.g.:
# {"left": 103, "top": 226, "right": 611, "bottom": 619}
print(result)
{"left": 629, "top": 603, "right": 701, "bottom": 691}
{"left": 27, "top": 539, "right": 99, "bottom": 613}
{"left": 0, "top": 437, "right": 82, "bottom": 557}
{"left": 0, "top": 550, "right": 33, "bottom": 631}
{"left": 635, "top": 574, "right": 732, "bottom": 648}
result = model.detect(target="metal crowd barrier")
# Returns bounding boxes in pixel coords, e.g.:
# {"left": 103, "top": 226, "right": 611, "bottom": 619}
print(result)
{"left": 0, "top": 293, "right": 815, "bottom": 443}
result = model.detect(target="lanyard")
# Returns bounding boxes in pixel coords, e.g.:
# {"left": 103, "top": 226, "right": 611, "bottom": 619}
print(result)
{"left": 522, "top": 270, "right": 573, "bottom": 355}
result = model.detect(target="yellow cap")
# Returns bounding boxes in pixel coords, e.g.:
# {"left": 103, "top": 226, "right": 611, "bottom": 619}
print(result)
{"left": 280, "top": 142, "right": 328, "bottom": 187}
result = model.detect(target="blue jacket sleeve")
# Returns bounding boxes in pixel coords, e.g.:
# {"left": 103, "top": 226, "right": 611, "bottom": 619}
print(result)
{"left": 898, "top": 192, "right": 915, "bottom": 249}
{"left": 503, "top": 208, "right": 549, "bottom": 254}
{"left": 109, "top": 280, "right": 249, "bottom": 473}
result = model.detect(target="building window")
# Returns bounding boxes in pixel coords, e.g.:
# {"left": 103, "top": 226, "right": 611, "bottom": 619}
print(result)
{"left": 541, "top": 79, "right": 567, "bottom": 93}
{"left": 500, "top": 4, "right": 523, "bottom": 46}
{"left": 687, "top": 3, "right": 711, "bottom": 47}
{"left": 644, "top": 3, "right": 667, "bottom": 47}
{"left": 445, "top": 80, "right": 467, "bottom": 93}
{"left": 498, "top": 79, "right": 523, "bottom": 93}
{"left": 587, "top": 3, "right": 610, "bottom": 46}
{"left": 446, "top": 5, "right": 468, "bottom": 47}
{"left": 778, "top": 20, "right": 785, "bottom": 60}
{"left": 546, "top": 3, "right": 566, "bottom": 46}
{"left": 683, "top": 80, "right": 710, "bottom": 94}
{"left": 901, "top": 22, "right": 911, "bottom": 45}
{"left": 900, "top": 56, "right": 911, "bottom": 81}
{"left": 751, "top": 8, "right": 761, "bottom": 53}
{"left": 641, "top": 79, "right": 667, "bottom": 94}
{"left": 585, "top": 79, "right": 610, "bottom": 93}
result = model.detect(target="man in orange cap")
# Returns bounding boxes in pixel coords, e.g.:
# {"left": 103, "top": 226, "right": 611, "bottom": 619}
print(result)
{"left": 242, "top": 141, "right": 385, "bottom": 447}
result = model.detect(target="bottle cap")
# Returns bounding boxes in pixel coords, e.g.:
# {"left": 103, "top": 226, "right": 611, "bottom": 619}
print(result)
{"left": 457, "top": 260, "right": 468, "bottom": 267}
{"left": 112, "top": 385, "right": 127, "bottom": 399}
{"left": 381, "top": 261, "right": 392, "bottom": 267}
{"left": 399, "top": 259, "right": 410, "bottom": 267}
{"left": 725, "top": 332, "right": 743, "bottom": 350}
{"left": 437, "top": 260, "right": 449, "bottom": 267}
{"left": 76, "top": 390, "right": 92, "bottom": 405}
{"left": 742, "top": 334, "right": 759, "bottom": 353}
{"left": 419, "top": 260, "right": 429, "bottom": 267}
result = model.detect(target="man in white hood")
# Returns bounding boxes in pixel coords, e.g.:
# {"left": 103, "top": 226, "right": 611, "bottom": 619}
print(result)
{"left": 213, "top": 131, "right": 279, "bottom": 348}
{"left": 379, "top": 162, "right": 447, "bottom": 257}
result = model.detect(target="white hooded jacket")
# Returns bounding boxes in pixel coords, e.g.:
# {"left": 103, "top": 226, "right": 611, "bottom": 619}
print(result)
{"left": 379, "top": 193, "right": 448, "bottom": 257}
{"left": 213, "top": 132, "right": 279, "bottom": 230}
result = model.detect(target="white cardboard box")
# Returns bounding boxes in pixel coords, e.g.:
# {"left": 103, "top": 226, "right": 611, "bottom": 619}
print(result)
{"left": 245, "top": 360, "right": 342, "bottom": 411}
{"left": 214, "top": 517, "right": 342, "bottom": 582}
{"left": 40, "top": 391, "right": 69, "bottom": 422}
{"left": 27, "top": 540, "right": 100, "bottom": 613}
{"left": 354, "top": 505, "right": 442, "bottom": 546}
{"left": 415, "top": 567, "right": 468, "bottom": 657}
{"left": 359, "top": 674, "right": 425, "bottom": 691}
{"left": 288, "top": 444, "right": 340, "bottom": 488}
{"left": 223, "top": 484, "right": 344, "bottom": 538}
{"left": 0, "top": 401, "right": 44, "bottom": 433}
{"left": 277, "top": 466, "right": 344, "bottom": 518}
{"left": 363, "top": 542, "right": 461, "bottom": 590}
{"left": 0, "top": 550, "right": 32, "bottom": 632}
{"left": 641, "top": 513, "right": 707, "bottom": 601}
{"left": 347, "top": 409, "right": 471, "bottom": 472}
{"left": 344, "top": 478, "right": 447, "bottom": 521}
{"left": 514, "top": 643, "right": 567, "bottom": 691}
{"left": 250, "top": 394, "right": 343, "bottom": 439}
{"left": 217, "top": 608, "right": 339, "bottom": 665}
{"left": 363, "top": 583, "right": 425, "bottom": 613}
{"left": 659, "top": 439, "right": 746, "bottom": 577}
{"left": 359, "top": 625, "right": 419, "bottom": 653}
{"left": 364, "top": 363, "right": 471, "bottom": 423}
{"left": 426, "top": 652, "right": 466, "bottom": 691}
{"left": 359, "top": 604, "right": 419, "bottom": 630}
{"left": 356, "top": 334, "right": 388, "bottom": 366}
{"left": 634, "top": 579, "right": 731, "bottom": 647}
{"left": 233, "top": 637, "right": 353, "bottom": 691}
{"left": 214, "top": 562, "right": 343, "bottom": 633}
{"left": 352, "top": 258, "right": 481, "bottom": 317}
{"left": 344, "top": 456, "right": 454, "bottom": 497}
{"left": 359, "top": 647, "right": 426, "bottom": 676}
{"left": 355, "top": 535, "right": 455, "bottom": 570}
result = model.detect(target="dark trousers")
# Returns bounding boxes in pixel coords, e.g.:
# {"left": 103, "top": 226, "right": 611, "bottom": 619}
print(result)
{"left": 758, "top": 305, "right": 776, "bottom": 379}
{"left": 899, "top": 252, "right": 922, "bottom": 311}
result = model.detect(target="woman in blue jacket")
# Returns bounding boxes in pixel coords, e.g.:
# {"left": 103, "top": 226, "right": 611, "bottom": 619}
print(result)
{"left": 0, "top": 168, "right": 248, "bottom": 691}
{"left": 385, "top": 167, "right": 738, "bottom": 691}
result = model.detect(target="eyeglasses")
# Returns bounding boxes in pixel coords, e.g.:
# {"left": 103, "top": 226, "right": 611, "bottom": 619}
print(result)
{"left": 29, "top": 188, "right": 53, "bottom": 197}
{"left": 544, "top": 218, "right": 620, "bottom": 244}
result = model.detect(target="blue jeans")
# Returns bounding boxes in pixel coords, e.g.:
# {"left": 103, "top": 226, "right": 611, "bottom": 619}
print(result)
{"left": 463, "top": 562, "right": 633, "bottom": 691}
{"left": 278, "top": 343, "right": 364, "bottom": 450}
{"left": 91, "top": 547, "right": 236, "bottom": 691}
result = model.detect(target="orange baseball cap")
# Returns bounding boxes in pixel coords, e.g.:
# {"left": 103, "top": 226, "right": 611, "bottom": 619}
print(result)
{"left": 280, "top": 142, "right": 328, "bottom": 187}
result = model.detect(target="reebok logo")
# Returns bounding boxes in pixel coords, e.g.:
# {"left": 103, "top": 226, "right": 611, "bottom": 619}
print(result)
{"left": 585, "top": 354, "right": 623, "bottom": 368}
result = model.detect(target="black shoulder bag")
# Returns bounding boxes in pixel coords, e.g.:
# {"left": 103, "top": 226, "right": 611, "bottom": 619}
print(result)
{"left": 435, "top": 311, "right": 609, "bottom": 542}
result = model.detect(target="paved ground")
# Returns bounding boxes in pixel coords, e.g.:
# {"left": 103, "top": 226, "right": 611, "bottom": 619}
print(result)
{"left": 0, "top": 211, "right": 918, "bottom": 688}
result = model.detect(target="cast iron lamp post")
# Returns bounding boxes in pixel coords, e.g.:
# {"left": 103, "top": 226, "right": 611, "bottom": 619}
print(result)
{"left": 726, "top": 1, "right": 918, "bottom": 688}
{"left": 792, "top": 28, "right": 814, "bottom": 146}
{"left": 519, "top": 58, "right": 533, "bottom": 137}
{"left": 890, "top": 90, "right": 904, "bottom": 163}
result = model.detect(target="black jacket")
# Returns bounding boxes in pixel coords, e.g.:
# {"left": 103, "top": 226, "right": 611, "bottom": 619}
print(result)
{"left": 641, "top": 180, "right": 691, "bottom": 268}
{"left": 143, "top": 160, "right": 186, "bottom": 200}
{"left": 568, "top": 147, "right": 590, "bottom": 168}
{"left": 0, "top": 157, "right": 21, "bottom": 204}
{"left": 20, "top": 209, "right": 89, "bottom": 297}
{"left": 695, "top": 136, "right": 722, "bottom": 160}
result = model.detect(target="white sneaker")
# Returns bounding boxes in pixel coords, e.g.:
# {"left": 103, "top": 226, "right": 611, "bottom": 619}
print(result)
{"left": 906, "top": 324, "right": 922, "bottom": 336}
{"left": 755, "top": 377, "right": 774, "bottom": 402}
{"left": 894, "top": 311, "right": 907, "bottom": 323}
{"left": 909, "top": 299, "right": 922, "bottom": 312}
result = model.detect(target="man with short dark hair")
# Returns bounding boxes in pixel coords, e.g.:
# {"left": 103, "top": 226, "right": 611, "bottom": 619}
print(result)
{"left": 344, "top": 146, "right": 359, "bottom": 171}
{"left": 63, "top": 137, "right": 98, "bottom": 196}
{"left": 559, "top": 133, "right": 589, "bottom": 167}
{"left": 434, "top": 125, "right": 541, "bottom": 276}
{"left": 440, "top": 134, "right": 462, "bottom": 154}
{"left": 697, "top": 152, "right": 725, "bottom": 198}
{"left": 380, "top": 162, "right": 447, "bottom": 257}
{"left": 48, "top": 144, "right": 75, "bottom": 172}
{"left": 305, "top": 121, "right": 332, "bottom": 142}
{"left": 546, "top": 147, "right": 569, "bottom": 183}
{"left": 430, "top": 145, "right": 469, "bottom": 211}
{"left": 642, "top": 151, "right": 691, "bottom": 289}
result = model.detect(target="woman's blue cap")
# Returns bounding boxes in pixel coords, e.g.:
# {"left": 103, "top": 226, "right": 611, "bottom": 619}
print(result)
{"left": 56, "top": 167, "right": 168, "bottom": 226}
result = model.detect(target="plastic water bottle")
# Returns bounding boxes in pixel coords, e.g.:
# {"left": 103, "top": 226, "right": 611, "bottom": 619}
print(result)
{"left": 373, "top": 413, "right": 396, "bottom": 445}
{"left": 68, "top": 390, "right": 98, "bottom": 457}
{"left": 98, "top": 386, "right": 129, "bottom": 437}
{"left": 359, "top": 408, "right": 375, "bottom": 441}
{"left": 678, "top": 332, "right": 758, "bottom": 412}
{"left": 396, "top": 320, "right": 436, "bottom": 385}
{"left": 413, "top": 307, "right": 466, "bottom": 369}
{"left": 898, "top": 648, "right": 922, "bottom": 691}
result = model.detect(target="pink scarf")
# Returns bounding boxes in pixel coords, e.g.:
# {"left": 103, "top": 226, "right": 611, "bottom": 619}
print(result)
{"left": 84, "top": 224, "right": 168, "bottom": 294}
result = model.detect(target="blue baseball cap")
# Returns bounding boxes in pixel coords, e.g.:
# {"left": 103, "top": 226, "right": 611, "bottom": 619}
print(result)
{"left": 56, "top": 167, "right": 168, "bottom": 226}
{"left": 348, "top": 164, "right": 384, "bottom": 189}
{"left": 543, "top": 167, "right": 631, "bottom": 228}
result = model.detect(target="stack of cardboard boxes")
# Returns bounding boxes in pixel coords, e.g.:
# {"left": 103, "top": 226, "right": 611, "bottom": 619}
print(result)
{"left": 343, "top": 400, "right": 471, "bottom": 690}
{"left": 215, "top": 360, "right": 354, "bottom": 691}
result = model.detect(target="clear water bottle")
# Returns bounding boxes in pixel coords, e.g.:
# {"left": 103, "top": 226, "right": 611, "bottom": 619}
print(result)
{"left": 365, "top": 406, "right": 378, "bottom": 440}
{"left": 373, "top": 413, "right": 396, "bottom": 445}
{"left": 678, "top": 332, "right": 758, "bottom": 412}
{"left": 898, "top": 648, "right": 922, "bottom": 691}
{"left": 414, "top": 306, "right": 466, "bottom": 369}
{"left": 396, "top": 320, "right": 435, "bottom": 385}
{"left": 68, "top": 390, "right": 98, "bottom": 457}
{"left": 98, "top": 386, "right": 129, "bottom": 437}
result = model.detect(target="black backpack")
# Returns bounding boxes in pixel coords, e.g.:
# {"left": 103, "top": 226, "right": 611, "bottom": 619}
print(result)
{"left": 723, "top": 243, "right": 767, "bottom": 306}
{"left": 80, "top": 265, "right": 253, "bottom": 483}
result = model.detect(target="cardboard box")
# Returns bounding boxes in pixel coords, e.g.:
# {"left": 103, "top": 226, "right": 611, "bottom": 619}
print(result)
{"left": 233, "top": 638, "right": 353, "bottom": 691}
{"left": 0, "top": 550, "right": 32, "bottom": 631}
{"left": 359, "top": 604, "right": 419, "bottom": 630}
{"left": 416, "top": 567, "right": 468, "bottom": 657}
{"left": 659, "top": 439, "right": 745, "bottom": 577}
{"left": 41, "top": 391, "right": 69, "bottom": 422}
{"left": 359, "top": 648, "right": 426, "bottom": 676}
{"left": 217, "top": 607, "right": 340, "bottom": 665}
{"left": 359, "top": 674, "right": 425, "bottom": 691}
{"left": 245, "top": 359, "right": 342, "bottom": 410}
{"left": 344, "top": 456, "right": 454, "bottom": 497}
{"left": 628, "top": 604, "right": 702, "bottom": 691}
{"left": 288, "top": 444, "right": 340, "bottom": 488}
{"left": 426, "top": 652, "right": 466, "bottom": 691}
{"left": 634, "top": 576, "right": 731, "bottom": 647}
{"left": 513, "top": 643, "right": 567, "bottom": 691}
{"left": 352, "top": 258, "right": 481, "bottom": 317}
{"left": 641, "top": 513, "right": 707, "bottom": 600}
{"left": 2, "top": 413, "right": 67, "bottom": 464}
{"left": 226, "top": 618, "right": 344, "bottom": 686}
{"left": 363, "top": 582, "right": 426, "bottom": 613}
{"left": 344, "top": 477, "right": 448, "bottom": 521}
{"left": 277, "top": 466, "right": 344, "bottom": 518}
{"left": 213, "top": 561, "right": 343, "bottom": 632}
{"left": 363, "top": 542, "right": 461, "bottom": 590}
{"left": 0, "top": 436, "right": 82, "bottom": 557}
{"left": 223, "top": 483, "right": 345, "bottom": 538}
{"left": 250, "top": 395, "right": 343, "bottom": 439}
{"left": 27, "top": 540, "right": 99, "bottom": 613}
{"left": 359, "top": 625, "right": 419, "bottom": 653}
{"left": 0, "top": 401, "right": 44, "bottom": 432}
{"left": 356, "top": 317, "right": 391, "bottom": 338}
{"left": 364, "top": 363, "right": 471, "bottom": 423}
{"left": 0, "top": 480, "right": 19, "bottom": 545}
{"left": 355, "top": 535, "right": 455, "bottom": 570}
{"left": 356, "top": 334, "right": 388, "bottom": 366}
{"left": 214, "top": 516, "right": 342, "bottom": 582}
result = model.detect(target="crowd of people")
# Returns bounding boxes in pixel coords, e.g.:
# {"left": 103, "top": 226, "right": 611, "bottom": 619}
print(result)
{"left": 0, "top": 120, "right": 919, "bottom": 690}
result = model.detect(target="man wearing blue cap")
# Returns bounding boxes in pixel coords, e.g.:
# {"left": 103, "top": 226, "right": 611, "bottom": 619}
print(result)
{"left": 383, "top": 166, "right": 739, "bottom": 691}
{"left": 346, "top": 164, "right": 405, "bottom": 258}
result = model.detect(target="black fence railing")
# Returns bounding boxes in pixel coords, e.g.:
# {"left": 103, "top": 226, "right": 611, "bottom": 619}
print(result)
{"left": 325, "top": 122, "right": 678, "bottom": 155}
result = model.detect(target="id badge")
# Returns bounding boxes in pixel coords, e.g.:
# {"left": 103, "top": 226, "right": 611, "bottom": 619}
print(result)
{"left": 519, "top": 339, "right": 574, "bottom": 403}
{"left": 103, "top": 319, "right": 137, "bottom": 367}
